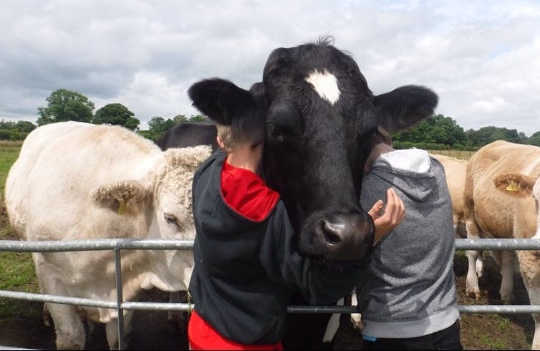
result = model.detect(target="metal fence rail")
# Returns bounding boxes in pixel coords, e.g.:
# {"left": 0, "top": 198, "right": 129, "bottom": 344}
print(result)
{"left": 1, "top": 238, "right": 540, "bottom": 349}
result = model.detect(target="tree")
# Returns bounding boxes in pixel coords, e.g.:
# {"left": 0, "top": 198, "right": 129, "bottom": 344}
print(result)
{"left": 37, "top": 89, "right": 95, "bottom": 125}
{"left": 92, "top": 103, "right": 140, "bottom": 130}
{"left": 465, "top": 126, "right": 526, "bottom": 148}
{"left": 393, "top": 114, "right": 467, "bottom": 148}
{"left": 15, "top": 121, "right": 36, "bottom": 133}
{"left": 0, "top": 119, "right": 37, "bottom": 140}
{"left": 173, "top": 114, "right": 188, "bottom": 124}
{"left": 190, "top": 114, "right": 208, "bottom": 122}
{"left": 529, "top": 131, "right": 540, "bottom": 146}
{"left": 142, "top": 116, "right": 177, "bottom": 141}
{"left": 148, "top": 116, "right": 175, "bottom": 134}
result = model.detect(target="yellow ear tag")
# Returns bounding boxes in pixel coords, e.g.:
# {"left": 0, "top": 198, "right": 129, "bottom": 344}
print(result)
{"left": 505, "top": 181, "right": 520, "bottom": 192}
{"left": 118, "top": 202, "right": 127, "bottom": 215}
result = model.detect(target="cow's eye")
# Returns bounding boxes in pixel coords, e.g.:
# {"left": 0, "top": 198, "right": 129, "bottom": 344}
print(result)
{"left": 164, "top": 213, "right": 179, "bottom": 227}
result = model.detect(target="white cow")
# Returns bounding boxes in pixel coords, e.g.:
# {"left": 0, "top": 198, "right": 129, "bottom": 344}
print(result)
{"left": 463, "top": 140, "right": 540, "bottom": 349}
{"left": 430, "top": 154, "right": 468, "bottom": 238}
{"left": 5, "top": 122, "right": 211, "bottom": 349}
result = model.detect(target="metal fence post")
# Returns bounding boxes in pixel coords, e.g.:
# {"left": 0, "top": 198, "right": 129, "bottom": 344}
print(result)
{"left": 114, "top": 247, "right": 124, "bottom": 350}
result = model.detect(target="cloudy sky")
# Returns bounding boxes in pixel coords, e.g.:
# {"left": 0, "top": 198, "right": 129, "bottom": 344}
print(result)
{"left": 1, "top": 0, "right": 539, "bottom": 135}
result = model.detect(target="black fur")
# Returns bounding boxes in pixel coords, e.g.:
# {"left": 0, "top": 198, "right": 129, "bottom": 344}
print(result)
{"left": 188, "top": 79, "right": 265, "bottom": 145}
{"left": 156, "top": 122, "right": 217, "bottom": 151}
{"left": 374, "top": 85, "right": 438, "bottom": 133}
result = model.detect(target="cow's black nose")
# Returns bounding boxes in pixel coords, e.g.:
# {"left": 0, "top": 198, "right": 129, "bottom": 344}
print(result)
{"left": 321, "top": 219, "right": 345, "bottom": 245}
{"left": 319, "top": 213, "right": 374, "bottom": 261}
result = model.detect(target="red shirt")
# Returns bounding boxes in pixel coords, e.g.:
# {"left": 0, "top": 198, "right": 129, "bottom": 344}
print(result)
{"left": 220, "top": 160, "right": 280, "bottom": 222}
{"left": 188, "top": 160, "right": 282, "bottom": 350}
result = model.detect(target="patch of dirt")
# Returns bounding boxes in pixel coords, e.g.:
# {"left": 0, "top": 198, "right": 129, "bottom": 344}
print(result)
{"left": 454, "top": 253, "right": 533, "bottom": 350}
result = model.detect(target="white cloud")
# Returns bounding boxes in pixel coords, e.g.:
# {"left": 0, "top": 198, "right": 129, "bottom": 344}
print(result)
{"left": 1, "top": 0, "right": 539, "bottom": 135}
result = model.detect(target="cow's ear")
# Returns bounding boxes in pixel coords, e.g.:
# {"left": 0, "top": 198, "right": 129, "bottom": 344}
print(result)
{"left": 163, "top": 145, "right": 212, "bottom": 171}
{"left": 373, "top": 85, "right": 438, "bottom": 133}
{"left": 494, "top": 174, "right": 536, "bottom": 197}
{"left": 91, "top": 180, "right": 150, "bottom": 215}
{"left": 188, "top": 78, "right": 255, "bottom": 125}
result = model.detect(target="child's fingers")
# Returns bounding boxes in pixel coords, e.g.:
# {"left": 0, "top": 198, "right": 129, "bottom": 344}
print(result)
{"left": 368, "top": 200, "right": 384, "bottom": 218}
{"left": 383, "top": 188, "right": 405, "bottom": 226}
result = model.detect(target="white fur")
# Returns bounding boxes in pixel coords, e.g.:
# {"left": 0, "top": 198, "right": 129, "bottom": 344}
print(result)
{"left": 305, "top": 69, "right": 341, "bottom": 105}
{"left": 5, "top": 122, "right": 211, "bottom": 349}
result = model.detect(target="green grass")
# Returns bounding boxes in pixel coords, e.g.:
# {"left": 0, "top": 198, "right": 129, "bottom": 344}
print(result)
{"left": 0, "top": 144, "right": 20, "bottom": 197}
{"left": 0, "top": 144, "right": 39, "bottom": 319}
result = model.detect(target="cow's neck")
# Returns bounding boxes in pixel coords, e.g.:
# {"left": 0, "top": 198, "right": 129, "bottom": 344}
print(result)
{"left": 364, "top": 143, "right": 394, "bottom": 173}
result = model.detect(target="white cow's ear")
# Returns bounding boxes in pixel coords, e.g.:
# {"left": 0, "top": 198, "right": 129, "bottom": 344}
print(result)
{"left": 163, "top": 145, "right": 212, "bottom": 171}
{"left": 91, "top": 180, "right": 150, "bottom": 215}
{"left": 494, "top": 174, "right": 536, "bottom": 197}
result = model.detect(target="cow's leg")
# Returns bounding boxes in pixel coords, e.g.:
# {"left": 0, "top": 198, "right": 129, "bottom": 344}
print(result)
{"left": 47, "top": 302, "right": 86, "bottom": 350}
{"left": 517, "top": 251, "right": 540, "bottom": 350}
{"left": 42, "top": 303, "right": 52, "bottom": 327}
{"left": 35, "top": 258, "right": 85, "bottom": 349}
{"left": 499, "top": 251, "right": 514, "bottom": 304}
{"left": 465, "top": 226, "right": 482, "bottom": 300}
{"left": 465, "top": 217, "right": 484, "bottom": 299}
{"left": 476, "top": 251, "right": 484, "bottom": 278}
{"left": 530, "top": 287, "right": 540, "bottom": 351}
{"left": 350, "top": 289, "right": 362, "bottom": 330}
{"left": 105, "top": 310, "right": 134, "bottom": 350}
{"left": 466, "top": 250, "right": 481, "bottom": 299}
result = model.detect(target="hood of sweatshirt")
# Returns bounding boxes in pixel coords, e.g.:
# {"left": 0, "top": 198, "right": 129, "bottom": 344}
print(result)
{"left": 370, "top": 148, "right": 437, "bottom": 202}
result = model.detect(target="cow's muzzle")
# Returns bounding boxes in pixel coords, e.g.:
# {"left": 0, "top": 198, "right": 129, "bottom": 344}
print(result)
{"left": 314, "top": 212, "right": 374, "bottom": 261}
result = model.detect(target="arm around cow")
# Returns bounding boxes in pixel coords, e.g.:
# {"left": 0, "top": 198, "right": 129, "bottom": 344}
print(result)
{"left": 187, "top": 110, "right": 404, "bottom": 349}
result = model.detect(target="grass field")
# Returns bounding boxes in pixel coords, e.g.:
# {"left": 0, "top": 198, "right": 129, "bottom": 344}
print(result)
{"left": 428, "top": 149, "right": 475, "bottom": 160}
{"left": 0, "top": 142, "right": 41, "bottom": 322}
{"left": 0, "top": 144, "right": 534, "bottom": 349}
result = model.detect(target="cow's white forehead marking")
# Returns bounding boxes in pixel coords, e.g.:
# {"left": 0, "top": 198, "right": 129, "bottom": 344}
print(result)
{"left": 305, "top": 69, "right": 341, "bottom": 105}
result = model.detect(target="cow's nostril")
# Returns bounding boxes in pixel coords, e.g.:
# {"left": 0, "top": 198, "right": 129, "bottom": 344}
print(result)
{"left": 322, "top": 220, "right": 344, "bottom": 245}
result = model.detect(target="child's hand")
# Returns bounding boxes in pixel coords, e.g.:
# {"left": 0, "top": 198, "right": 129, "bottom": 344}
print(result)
{"left": 368, "top": 188, "right": 405, "bottom": 245}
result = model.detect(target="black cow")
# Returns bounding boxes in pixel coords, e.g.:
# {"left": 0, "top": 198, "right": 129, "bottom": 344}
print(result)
{"left": 156, "top": 122, "right": 218, "bottom": 151}
{"left": 164, "top": 38, "right": 437, "bottom": 348}
{"left": 188, "top": 39, "right": 436, "bottom": 262}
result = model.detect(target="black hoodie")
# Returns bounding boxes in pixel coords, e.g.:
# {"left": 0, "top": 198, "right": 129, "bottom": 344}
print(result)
{"left": 189, "top": 150, "right": 365, "bottom": 344}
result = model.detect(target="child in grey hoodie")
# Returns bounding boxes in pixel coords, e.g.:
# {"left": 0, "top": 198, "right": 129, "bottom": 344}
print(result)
{"left": 358, "top": 127, "right": 462, "bottom": 350}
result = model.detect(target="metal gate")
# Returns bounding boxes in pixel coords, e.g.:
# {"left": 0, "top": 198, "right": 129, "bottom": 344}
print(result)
{"left": 1, "top": 238, "right": 539, "bottom": 349}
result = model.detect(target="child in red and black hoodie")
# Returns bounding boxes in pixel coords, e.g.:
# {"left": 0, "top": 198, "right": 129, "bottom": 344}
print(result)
{"left": 187, "top": 79, "right": 404, "bottom": 350}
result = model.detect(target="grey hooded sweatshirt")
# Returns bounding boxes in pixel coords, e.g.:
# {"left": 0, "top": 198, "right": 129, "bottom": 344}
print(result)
{"left": 358, "top": 149, "right": 459, "bottom": 339}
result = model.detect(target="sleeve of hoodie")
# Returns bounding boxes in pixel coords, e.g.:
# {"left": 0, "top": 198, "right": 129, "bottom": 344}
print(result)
{"left": 359, "top": 172, "right": 392, "bottom": 221}
{"left": 259, "top": 200, "right": 367, "bottom": 305}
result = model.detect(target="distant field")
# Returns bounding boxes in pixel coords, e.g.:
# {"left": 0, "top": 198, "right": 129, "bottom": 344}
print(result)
{"left": 428, "top": 149, "right": 475, "bottom": 160}
{"left": 0, "top": 145, "right": 533, "bottom": 349}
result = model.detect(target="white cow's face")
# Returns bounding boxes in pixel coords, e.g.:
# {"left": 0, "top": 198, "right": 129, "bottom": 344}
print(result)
{"left": 152, "top": 184, "right": 194, "bottom": 240}
{"left": 149, "top": 146, "right": 209, "bottom": 240}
